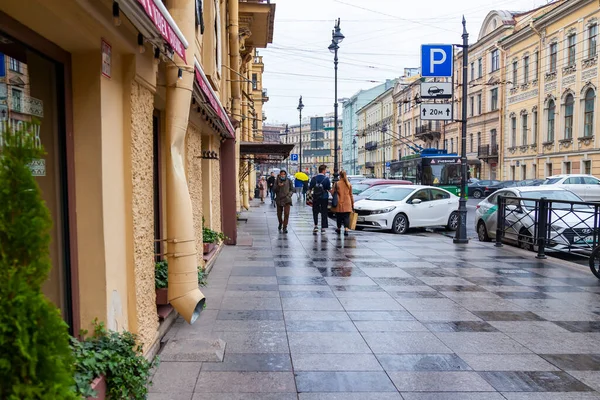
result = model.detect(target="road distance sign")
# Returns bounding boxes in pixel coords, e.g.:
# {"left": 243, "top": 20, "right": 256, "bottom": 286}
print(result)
{"left": 420, "top": 104, "right": 453, "bottom": 121}
{"left": 420, "top": 82, "right": 453, "bottom": 99}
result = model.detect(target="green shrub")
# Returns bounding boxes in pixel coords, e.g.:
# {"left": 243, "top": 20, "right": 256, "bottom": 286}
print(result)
{"left": 202, "top": 217, "right": 226, "bottom": 244}
{"left": 0, "top": 126, "right": 77, "bottom": 398}
{"left": 155, "top": 260, "right": 206, "bottom": 288}
{"left": 72, "top": 320, "right": 156, "bottom": 399}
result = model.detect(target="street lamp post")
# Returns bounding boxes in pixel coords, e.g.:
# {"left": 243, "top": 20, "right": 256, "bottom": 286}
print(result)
{"left": 329, "top": 18, "right": 344, "bottom": 182}
{"left": 297, "top": 96, "right": 304, "bottom": 173}
{"left": 285, "top": 124, "right": 290, "bottom": 172}
{"left": 352, "top": 137, "right": 356, "bottom": 174}
{"left": 454, "top": 16, "right": 469, "bottom": 244}
{"left": 381, "top": 124, "right": 387, "bottom": 179}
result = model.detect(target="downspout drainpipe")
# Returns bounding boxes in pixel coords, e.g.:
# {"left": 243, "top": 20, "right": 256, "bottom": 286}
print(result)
{"left": 228, "top": 0, "right": 245, "bottom": 210}
{"left": 165, "top": 0, "right": 205, "bottom": 324}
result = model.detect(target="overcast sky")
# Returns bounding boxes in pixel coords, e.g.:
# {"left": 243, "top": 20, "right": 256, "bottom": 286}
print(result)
{"left": 261, "top": 0, "right": 552, "bottom": 125}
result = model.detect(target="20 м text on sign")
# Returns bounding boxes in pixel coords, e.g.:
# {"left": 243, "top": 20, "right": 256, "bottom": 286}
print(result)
{"left": 420, "top": 104, "right": 453, "bottom": 121}
{"left": 421, "top": 44, "right": 454, "bottom": 77}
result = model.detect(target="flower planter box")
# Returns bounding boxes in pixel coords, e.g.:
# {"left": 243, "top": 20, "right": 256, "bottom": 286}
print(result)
{"left": 203, "top": 242, "right": 215, "bottom": 254}
{"left": 86, "top": 375, "right": 106, "bottom": 400}
{"left": 155, "top": 288, "right": 169, "bottom": 306}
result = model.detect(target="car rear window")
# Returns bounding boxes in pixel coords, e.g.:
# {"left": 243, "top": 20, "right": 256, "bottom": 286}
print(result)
{"left": 542, "top": 178, "right": 562, "bottom": 185}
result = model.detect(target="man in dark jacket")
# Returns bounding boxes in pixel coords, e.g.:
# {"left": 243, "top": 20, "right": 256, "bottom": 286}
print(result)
{"left": 267, "top": 172, "right": 276, "bottom": 206}
{"left": 274, "top": 170, "right": 294, "bottom": 233}
{"left": 309, "top": 165, "right": 331, "bottom": 233}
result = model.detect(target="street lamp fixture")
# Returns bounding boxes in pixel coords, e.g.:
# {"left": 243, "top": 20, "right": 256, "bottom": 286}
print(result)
{"left": 297, "top": 96, "right": 304, "bottom": 174}
{"left": 329, "top": 18, "right": 343, "bottom": 183}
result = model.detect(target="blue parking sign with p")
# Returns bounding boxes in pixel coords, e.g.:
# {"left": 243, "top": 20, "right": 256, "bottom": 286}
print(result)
{"left": 290, "top": 154, "right": 298, "bottom": 161}
{"left": 421, "top": 44, "right": 453, "bottom": 77}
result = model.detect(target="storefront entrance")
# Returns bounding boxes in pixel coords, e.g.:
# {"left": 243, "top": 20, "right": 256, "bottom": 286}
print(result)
{"left": 0, "top": 17, "right": 77, "bottom": 333}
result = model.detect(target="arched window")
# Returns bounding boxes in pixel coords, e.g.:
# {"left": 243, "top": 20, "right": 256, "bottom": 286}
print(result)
{"left": 564, "top": 94, "right": 574, "bottom": 139}
{"left": 548, "top": 100, "right": 555, "bottom": 142}
{"left": 585, "top": 89, "right": 595, "bottom": 137}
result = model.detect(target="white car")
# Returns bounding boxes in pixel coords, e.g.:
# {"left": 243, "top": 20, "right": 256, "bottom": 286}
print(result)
{"left": 354, "top": 185, "right": 459, "bottom": 234}
{"left": 542, "top": 174, "right": 600, "bottom": 202}
{"left": 475, "top": 186, "right": 596, "bottom": 252}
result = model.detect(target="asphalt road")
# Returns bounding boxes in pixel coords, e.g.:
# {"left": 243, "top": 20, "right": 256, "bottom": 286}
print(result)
{"left": 465, "top": 198, "right": 589, "bottom": 267}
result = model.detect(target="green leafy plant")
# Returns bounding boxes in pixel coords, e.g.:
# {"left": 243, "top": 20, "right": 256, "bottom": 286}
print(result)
{"left": 155, "top": 260, "right": 168, "bottom": 289}
{"left": 0, "top": 125, "right": 77, "bottom": 398}
{"left": 202, "top": 217, "right": 227, "bottom": 244}
{"left": 155, "top": 260, "right": 206, "bottom": 287}
{"left": 72, "top": 320, "right": 156, "bottom": 399}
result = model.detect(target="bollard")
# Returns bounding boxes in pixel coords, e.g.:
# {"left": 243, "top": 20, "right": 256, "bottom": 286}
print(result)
{"left": 495, "top": 196, "right": 504, "bottom": 247}
{"left": 536, "top": 198, "right": 547, "bottom": 259}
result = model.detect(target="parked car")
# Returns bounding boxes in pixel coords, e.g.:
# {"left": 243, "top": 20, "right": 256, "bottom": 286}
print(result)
{"left": 468, "top": 180, "right": 500, "bottom": 199}
{"left": 354, "top": 185, "right": 459, "bottom": 234}
{"left": 475, "top": 186, "right": 595, "bottom": 252}
{"left": 352, "top": 179, "right": 412, "bottom": 195}
{"left": 483, "top": 180, "right": 519, "bottom": 197}
{"left": 348, "top": 175, "right": 366, "bottom": 185}
{"left": 354, "top": 184, "right": 394, "bottom": 202}
{"left": 542, "top": 174, "right": 600, "bottom": 202}
{"left": 517, "top": 179, "right": 544, "bottom": 187}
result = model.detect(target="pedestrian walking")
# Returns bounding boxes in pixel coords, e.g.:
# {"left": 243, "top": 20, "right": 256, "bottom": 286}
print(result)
{"left": 309, "top": 165, "right": 331, "bottom": 233}
{"left": 294, "top": 174, "right": 304, "bottom": 201}
{"left": 274, "top": 170, "right": 294, "bottom": 233}
{"left": 302, "top": 179, "right": 309, "bottom": 202}
{"left": 267, "top": 172, "right": 276, "bottom": 206}
{"left": 331, "top": 170, "right": 354, "bottom": 236}
{"left": 258, "top": 176, "right": 267, "bottom": 203}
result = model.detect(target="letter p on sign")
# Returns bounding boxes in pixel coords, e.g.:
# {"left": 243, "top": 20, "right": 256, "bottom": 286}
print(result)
{"left": 421, "top": 44, "right": 453, "bottom": 77}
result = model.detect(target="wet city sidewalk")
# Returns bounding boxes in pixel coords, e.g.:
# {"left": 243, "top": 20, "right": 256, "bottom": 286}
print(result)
{"left": 150, "top": 198, "right": 600, "bottom": 400}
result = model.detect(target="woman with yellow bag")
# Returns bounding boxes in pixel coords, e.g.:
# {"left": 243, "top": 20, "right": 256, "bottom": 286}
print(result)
{"left": 331, "top": 170, "right": 355, "bottom": 236}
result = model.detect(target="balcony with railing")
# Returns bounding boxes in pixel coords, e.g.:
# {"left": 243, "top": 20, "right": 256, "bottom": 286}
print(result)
{"left": 365, "top": 141, "right": 378, "bottom": 151}
{"left": 415, "top": 122, "right": 442, "bottom": 141}
{"left": 8, "top": 93, "right": 44, "bottom": 118}
{"left": 477, "top": 144, "right": 499, "bottom": 160}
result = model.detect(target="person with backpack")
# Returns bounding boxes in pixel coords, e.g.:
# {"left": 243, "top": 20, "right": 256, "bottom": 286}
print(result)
{"left": 274, "top": 170, "right": 294, "bottom": 233}
{"left": 331, "top": 170, "right": 354, "bottom": 236}
{"left": 309, "top": 165, "right": 331, "bottom": 233}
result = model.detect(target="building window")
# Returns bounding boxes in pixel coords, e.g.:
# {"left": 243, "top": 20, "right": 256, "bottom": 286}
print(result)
{"left": 450, "top": 138, "right": 454, "bottom": 153}
{"left": 533, "top": 110, "right": 538, "bottom": 143}
{"left": 11, "top": 88, "right": 22, "bottom": 113}
{"left": 8, "top": 57, "right": 21, "bottom": 73}
{"left": 534, "top": 51, "right": 539, "bottom": 80}
{"left": 584, "top": 160, "right": 592, "bottom": 175}
{"left": 523, "top": 56, "right": 529, "bottom": 83}
{"left": 478, "top": 58, "right": 482, "bottom": 78}
{"left": 589, "top": 24, "right": 598, "bottom": 59}
{"left": 564, "top": 94, "right": 574, "bottom": 139}
{"left": 547, "top": 100, "right": 555, "bottom": 142}
{"left": 511, "top": 117, "right": 517, "bottom": 147}
{"left": 490, "top": 88, "right": 498, "bottom": 111}
{"left": 564, "top": 161, "right": 572, "bottom": 174}
{"left": 512, "top": 61, "right": 518, "bottom": 85}
{"left": 585, "top": 88, "right": 595, "bottom": 137}
{"left": 549, "top": 43, "right": 558, "bottom": 73}
{"left": 444, "top": 139, "right": 448, "bottom": 150}
{"left": 251, "top": 73, "right": 258, "bottom": 90}
{"left": 567, "top": 34, "right": 576, "bottom": 66}
{"left": 491, "top": 49, "right": 500, "bottom": 72}
{"left": 522, "top": 114, "right": 528, "bottom": 145}
{"left": 469, "top": 133, "right": 473, "bottom": 152}
{"left": 491, "top": 129, "right": 497, "bottom": 148}
{"left": 470, "top": 97, "right": 474, "bottom": 116}
{"left": 470, "top": 62, "right": 475, "bottom": 81}
{"left": 510, "top": 166, "right": 515, "bottom": 180}
{"left": 477, "top": 132, "right": 481, "bottom": 149}
{"left": 477, "top": 94, "right": 482, "bottom": 115}
{"left": 546, "top": 163, "right": 553, "bottom": 177}
{"left": 521, "top": 165, "right": 527, "bottom": 180}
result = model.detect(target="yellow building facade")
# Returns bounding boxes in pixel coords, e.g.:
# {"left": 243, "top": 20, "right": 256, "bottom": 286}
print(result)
{"left": 501, "top": 0, "right": 599, "bottom": 180}
{"left": 0, "top": 0, "right": 274, "bottom": 356}
{"left": 357, "top": 87, "right": 397, "bottom": 178}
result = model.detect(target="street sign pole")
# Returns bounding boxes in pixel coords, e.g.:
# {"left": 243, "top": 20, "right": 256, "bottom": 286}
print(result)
{"left": 454, "top": 16, "right": 469, "bottom": 244}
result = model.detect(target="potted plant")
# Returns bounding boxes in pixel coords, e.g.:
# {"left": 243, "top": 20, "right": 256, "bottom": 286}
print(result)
{"left": 72, "top": 320, "right": 155, "bottom": 400}
{"left": 155, "top": 260, "right": 169, "bottom": 305}
{"left": 202, "top": 218, "right": 226, "bottom": 254}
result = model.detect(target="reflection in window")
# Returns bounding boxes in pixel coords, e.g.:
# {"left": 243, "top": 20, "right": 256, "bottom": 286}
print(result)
{"left": 585, "top": 89, "right": 595, "bottom": 137}
{"left": 564, "top": 94, "right": 574, "bottom": 139}
{"left": 547, "top": 100, "right": 555, "bottom": 141}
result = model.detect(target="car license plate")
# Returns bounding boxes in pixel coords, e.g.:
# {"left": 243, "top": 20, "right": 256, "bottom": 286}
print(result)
{"left": 357, "top": 217, "right": 365, "bottom": 222}
{"left": 575, "top": 235, "right": 594, "bottom": 244}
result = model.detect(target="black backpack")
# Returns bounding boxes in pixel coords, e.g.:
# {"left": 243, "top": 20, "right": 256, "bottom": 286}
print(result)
{"left": 312, "top": 176, "right": 326, "bottom": 198}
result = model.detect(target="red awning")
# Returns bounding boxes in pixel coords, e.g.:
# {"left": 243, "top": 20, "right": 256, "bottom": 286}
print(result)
{"left": 194, "top": 59, "right": 235, "bottom": 139}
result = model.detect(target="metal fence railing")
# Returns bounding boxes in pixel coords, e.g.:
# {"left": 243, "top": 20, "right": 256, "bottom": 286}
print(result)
{"left": 495, "top": 195, "right": 600, "bottom": 279}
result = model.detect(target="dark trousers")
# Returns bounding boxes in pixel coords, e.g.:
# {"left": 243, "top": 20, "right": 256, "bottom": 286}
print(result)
{"left": 312, "top": 198, "right": 329, "bottom": 228}
{"left": 277, "top": 204, "right": 291, "bottom": 227}
{"left": 336, "top": 212, "right": 350, "bottom": 229}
